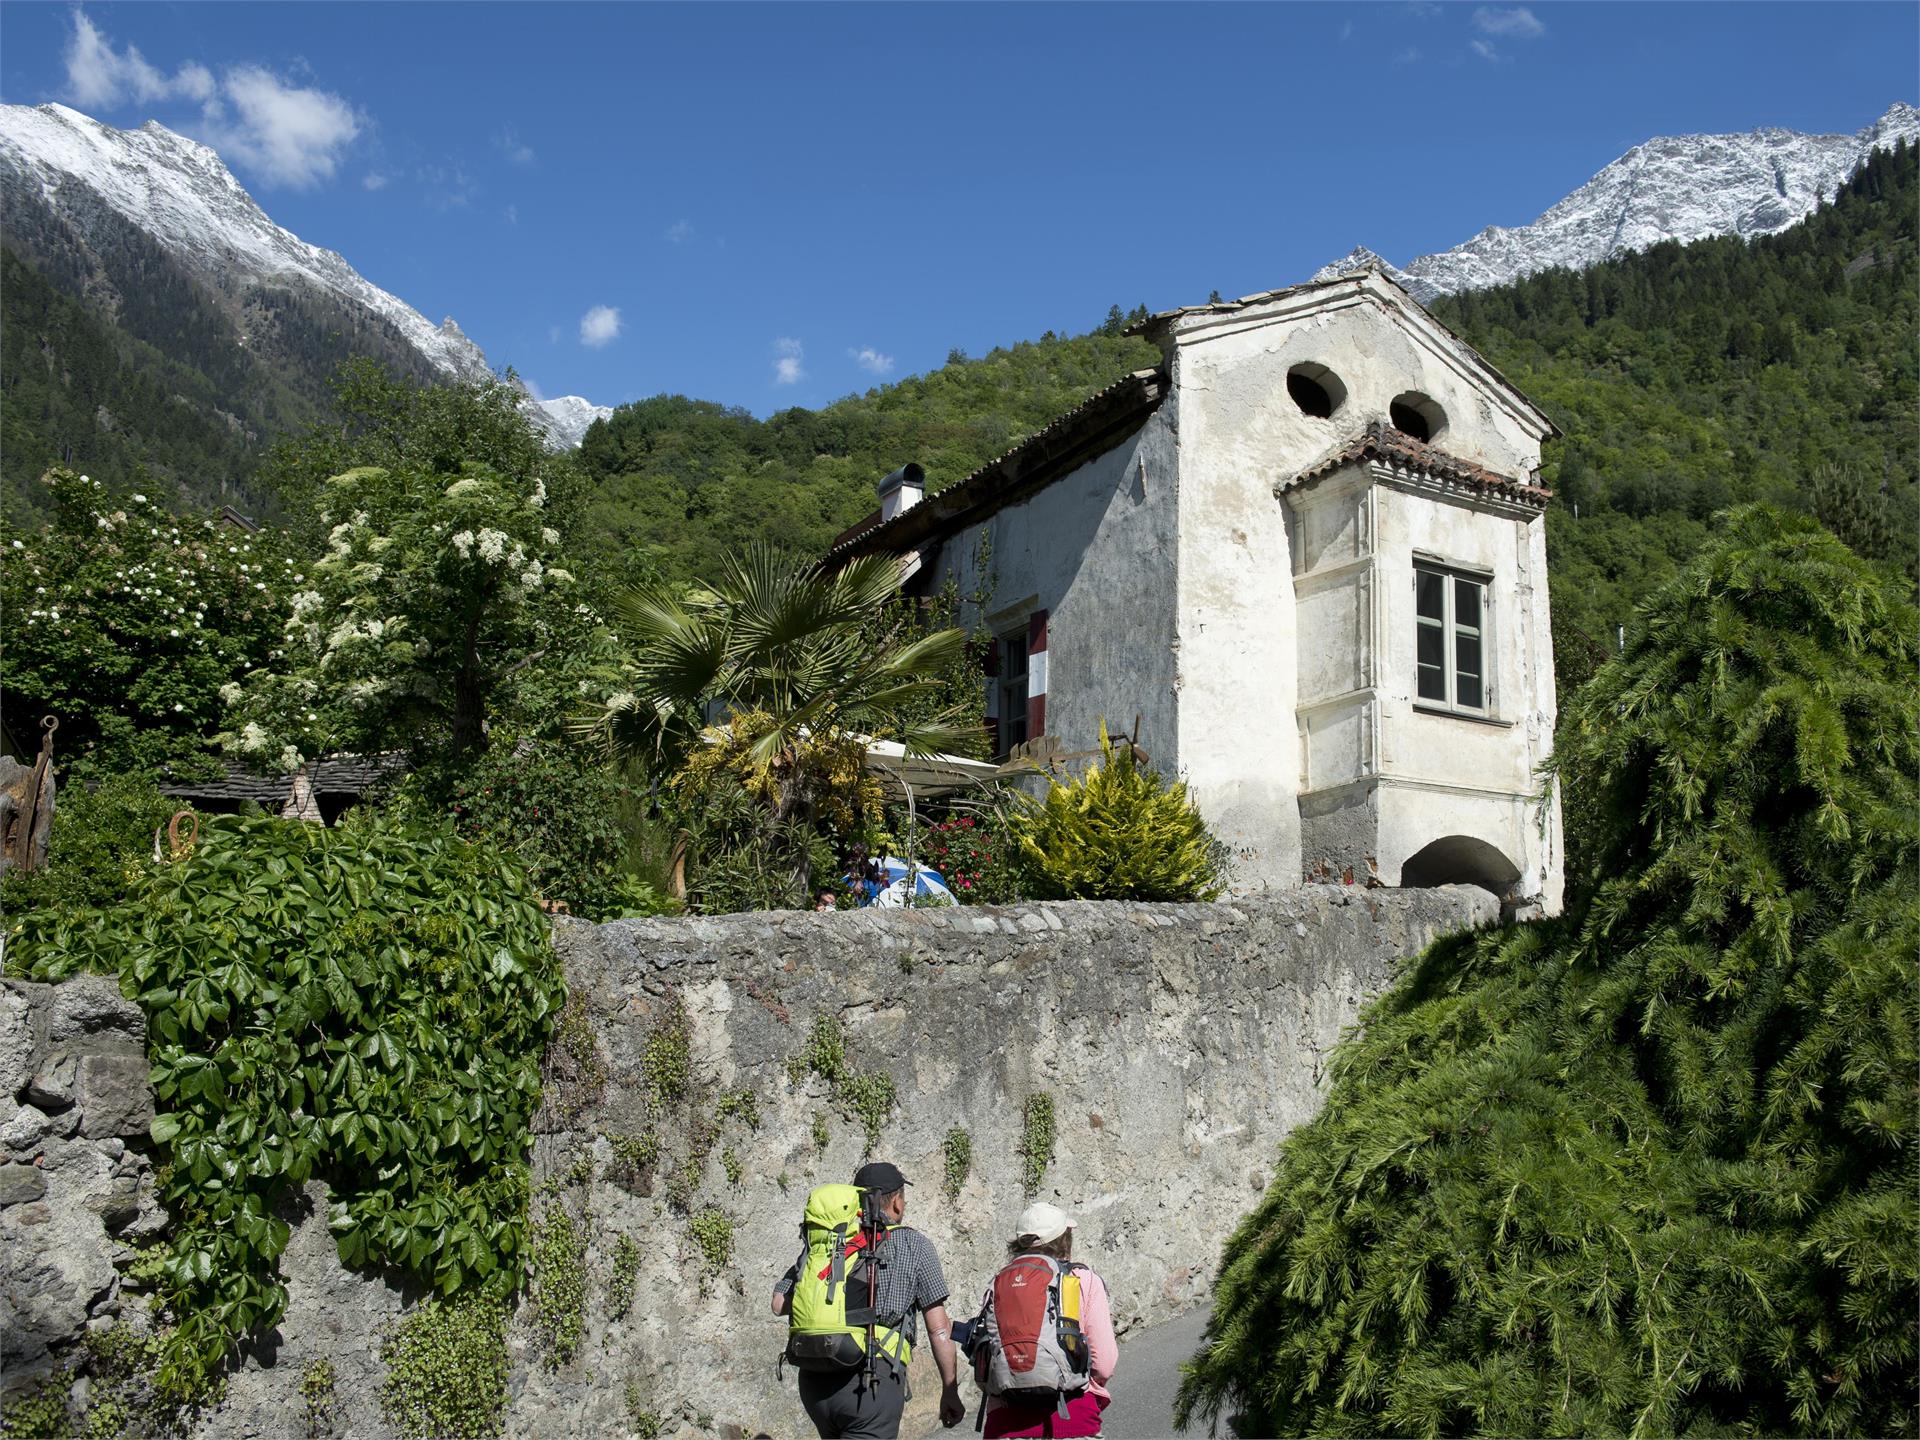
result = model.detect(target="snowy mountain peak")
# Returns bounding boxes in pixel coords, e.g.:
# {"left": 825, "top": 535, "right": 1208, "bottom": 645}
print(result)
{"left": 0, "top": 102, "right": 610, "bottom": 450}
{"left": 532, "top": 395, "right": 616, "bottom": 450}
{"left": 1316, "top": 103, "right": 1919, "bottom": 302}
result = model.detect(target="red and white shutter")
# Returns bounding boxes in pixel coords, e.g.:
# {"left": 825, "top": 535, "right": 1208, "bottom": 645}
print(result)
{"left": 1026, "top": 609, "right": 1049, "bottom": 739}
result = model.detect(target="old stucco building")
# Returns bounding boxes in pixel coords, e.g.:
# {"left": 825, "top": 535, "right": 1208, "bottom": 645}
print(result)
{"left": 828, "top": 269, "right": 1564, "bottom": 914}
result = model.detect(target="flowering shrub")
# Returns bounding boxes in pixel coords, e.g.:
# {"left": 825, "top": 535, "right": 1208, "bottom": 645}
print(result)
{"left": 915, "top": 811, "right": 1023, "bottom": 904}
{"left": 0, "top": 469, "right": 289, "bottom": 770}
{"left": 224, "top": 462, "right": 619, "bottom": 774}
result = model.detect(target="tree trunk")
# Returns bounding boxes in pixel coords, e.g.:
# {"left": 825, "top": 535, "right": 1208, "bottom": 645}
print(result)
{"left": 451, "top": 615, "right": 486, "bottom": 757}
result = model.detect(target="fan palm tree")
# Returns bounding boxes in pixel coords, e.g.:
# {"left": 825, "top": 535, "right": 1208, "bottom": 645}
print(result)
{"left": 588, "top": 545, "right": 976, "bottom": 895}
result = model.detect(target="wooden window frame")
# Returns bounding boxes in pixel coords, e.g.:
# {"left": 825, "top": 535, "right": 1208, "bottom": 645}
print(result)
{"left": 1413, "top": 561, "right": 1493, "bottom": 717}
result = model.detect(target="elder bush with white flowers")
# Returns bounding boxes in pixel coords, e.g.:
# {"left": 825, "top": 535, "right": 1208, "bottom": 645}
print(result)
{"left": 223, "top": 461, "right": 615, "bottom": 774}
{"left": 0, "top": 468, "right": 290, "bottom": 771}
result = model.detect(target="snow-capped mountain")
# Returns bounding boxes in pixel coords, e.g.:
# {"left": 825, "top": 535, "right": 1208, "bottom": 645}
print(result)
{"left": 1317, "top": 102, "right": 1919, "bottom": 302}
{"left": 0, "top": 102, "right": 608, "bottom": 449}
{"left": 531, "top": 394, "right": 616, "bottom": 451}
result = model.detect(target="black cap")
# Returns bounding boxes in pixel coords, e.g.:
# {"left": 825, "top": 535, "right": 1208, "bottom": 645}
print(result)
{"left": 854, "top": 1161, "right": 911, "bottom": 1193}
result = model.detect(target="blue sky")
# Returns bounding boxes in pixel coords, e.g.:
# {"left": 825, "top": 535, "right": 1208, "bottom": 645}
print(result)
{"left": 1, "top": 3, "right": 1913, "bottom": 415}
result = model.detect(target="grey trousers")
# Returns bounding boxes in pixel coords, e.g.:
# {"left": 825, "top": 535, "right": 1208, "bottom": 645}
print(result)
{"left": 797, "top": 1364, "right": 909, "bottom": 1439}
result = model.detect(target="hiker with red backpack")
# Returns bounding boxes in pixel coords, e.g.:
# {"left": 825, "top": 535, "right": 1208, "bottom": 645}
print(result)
{"left": 774, "top": 1161, "right": 968, "bottom": 1437}
{"left": 963, "top": 1203, "right": 1118, "bottom": 1438}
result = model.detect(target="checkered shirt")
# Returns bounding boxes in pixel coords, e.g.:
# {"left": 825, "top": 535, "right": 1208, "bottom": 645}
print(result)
{"left": 778, "top": 1224, "right": 950, "bottom": 1349}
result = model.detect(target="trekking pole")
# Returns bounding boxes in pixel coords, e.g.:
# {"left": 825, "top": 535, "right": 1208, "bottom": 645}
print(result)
{"left": 865, "top": 1198, "right": 879, "bottom": 1387}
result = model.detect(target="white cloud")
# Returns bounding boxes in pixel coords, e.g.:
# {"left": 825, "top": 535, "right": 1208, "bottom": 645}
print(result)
{"left": 548, "top": 325, "right": 562, "bottom": 345}
{"left": 196, "top": 65, "right": 361, "bottom": 189}
{"left": 362, "top": 171, "right": 391, "bottom": 191}
{"left": 66, "top": 15, "right": 359, "bottom": 191}
{"left": 63, "top": 12, "right": 211, "bottom": 108}
{"left": 580, "top": 305, "right": 623, "bottom": 348}
{"left": 1392, "top": 46, "right": 1423, "bottom": 65}
{"left": 1473, "top": 6, "right": 1546, "bottom": 38}
{"left": 1339, "top": 20, "right": 1353, "bottom": 41}
{"left": 504, "top": 203, "right": 519, "bottom": 225}
{"left": 666, "top": 219, "right": 696, "bottom": 244}
{"left": 850, "top": 346, "right": 894, "bottom": 376}
{"left": 1470, "top": 38, "right": 1503, "bottom": 61}
{"left": 417, "top": 162, "right": 476, "bottom": 211}
{"left": 496, "top": 127, "right": 535, "bottom": 166}
{"left": 772, "top": 337, "right": 805, "bottom": 386}
{"left": 175, "top": 62, "right": 217, "bottom": 104}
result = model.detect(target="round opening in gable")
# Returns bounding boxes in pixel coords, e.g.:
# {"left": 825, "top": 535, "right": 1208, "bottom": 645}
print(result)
{"left": 1286, "top": 363, "right": 1347, "bottom": 420}
{"left": 1390, "top": 391, "right": 1447, "bottom": 444}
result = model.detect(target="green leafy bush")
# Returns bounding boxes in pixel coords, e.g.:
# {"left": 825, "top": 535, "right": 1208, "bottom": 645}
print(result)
{"left": 0, "top": 771, "right": 174, "bottom": 917}
{"left": 411, "top": 739, "right": 672, "bottom": 920}
{"left": 5, "top": 810, "right": 564, "bottom": 1404}
{"left": 1178, "top": 507, "right": 1920, "bottom": 1439}
{"left": 1013, "top": 725, "right": 1224, "bottom": 901}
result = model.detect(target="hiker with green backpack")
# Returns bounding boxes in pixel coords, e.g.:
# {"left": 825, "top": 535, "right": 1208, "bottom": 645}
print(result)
{"left": 774, "top": 1161, "right": 968, "bottom": 1437}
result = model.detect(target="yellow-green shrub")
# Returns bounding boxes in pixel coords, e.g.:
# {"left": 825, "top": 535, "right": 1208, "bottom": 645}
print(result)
{"left": 1012, "top": 724, "right": 1224, "bottom": 901}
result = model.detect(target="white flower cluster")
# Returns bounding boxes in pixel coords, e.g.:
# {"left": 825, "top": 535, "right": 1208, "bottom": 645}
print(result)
{"left": 445, "top": 479, "right": 484, "bottom": 498}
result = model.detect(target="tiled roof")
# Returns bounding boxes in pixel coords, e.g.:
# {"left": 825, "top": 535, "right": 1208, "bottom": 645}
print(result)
{"left": 158, "top": 753, "right": 407, "bottom": 805}
{"left": 1284, "top": 422, "right": 1552, "bottom": 508}
{"left": 824, "top": 368, "right": 1169, "bottom": 565}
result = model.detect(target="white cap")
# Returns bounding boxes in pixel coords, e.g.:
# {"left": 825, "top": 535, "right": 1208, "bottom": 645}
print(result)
{"left": 1015, "top": 1202, "right": 1076, "bottom": 1245}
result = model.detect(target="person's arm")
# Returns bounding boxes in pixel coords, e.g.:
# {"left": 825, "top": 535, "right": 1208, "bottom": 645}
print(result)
{"left": 910, "top": 1234, "right": 967, "bottom": 1427}
{"left": 923, "top": 1302, "right": 965, "bottom": 1427}
{"left": 772, "top": 1260, "right": 799, "bottom": 1316}
{"left": 1083, "top": 1270, "right": 1118, "bottom": 1387}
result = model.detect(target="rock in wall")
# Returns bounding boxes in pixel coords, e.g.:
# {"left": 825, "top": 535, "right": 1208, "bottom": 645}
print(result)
{"left": 8, "top": 887, "right": 1493, "bottom": 1437}
{"left": 1, "top": 975, "right": 167, "bottom": 1398}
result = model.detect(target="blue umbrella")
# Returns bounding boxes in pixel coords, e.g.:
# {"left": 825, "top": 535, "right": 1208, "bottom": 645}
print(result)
{"left": 867, "top": 856, "right": 955, "bottom": 908}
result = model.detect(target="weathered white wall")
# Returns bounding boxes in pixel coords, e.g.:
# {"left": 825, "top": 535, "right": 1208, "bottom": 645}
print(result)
{"left": 920, "top": 409, "right": 1182, "bottom": 772}
{"left": 1284, "top": 465, "right": 1561, "bottom": 912}
{"left": 1160, "top": 273, "right": 1555, "bottom": 898}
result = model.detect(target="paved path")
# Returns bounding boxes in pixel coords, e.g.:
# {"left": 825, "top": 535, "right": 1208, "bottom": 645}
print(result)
{"left": 1101, "top": 1306, "right": 1211, "bottom": 1438}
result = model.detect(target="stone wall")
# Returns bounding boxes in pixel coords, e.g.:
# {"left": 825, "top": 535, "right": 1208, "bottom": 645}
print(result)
{"left": 6, "top": 888, "right": 1494, "bottom": 1437}
{"left": 513, "top": 887, "right": 1492, "bottom": 1437}
{"left": 1, "top": 976, "right": 167, "bottom": 1395}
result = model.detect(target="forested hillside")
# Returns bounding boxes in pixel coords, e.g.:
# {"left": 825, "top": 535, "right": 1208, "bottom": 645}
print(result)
{"left": 571, "top": 318, "right": 1158, "bottom": 588}
{"left": 0, "top": 172, "right": 444, "bottom": 527}
{"left": 0, "top": 250, "right": 263, "bottom": 526}
{"left": 1435, "top": 139, "right": 1916, "bottom": 683}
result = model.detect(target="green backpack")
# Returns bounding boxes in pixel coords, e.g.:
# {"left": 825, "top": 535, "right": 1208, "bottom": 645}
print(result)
{"left": 784, "top": 1183, "right": 911, "bottom": 1374}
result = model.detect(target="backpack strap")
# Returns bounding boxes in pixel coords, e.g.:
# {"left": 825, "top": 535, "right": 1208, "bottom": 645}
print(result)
{"left": 825, "top": 1222, "right": 849, "bottom": 1306}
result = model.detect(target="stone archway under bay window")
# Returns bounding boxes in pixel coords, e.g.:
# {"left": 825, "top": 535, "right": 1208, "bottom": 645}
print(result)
{"left": 1399, "top": 833, "right": 1526, "bottom": 913}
